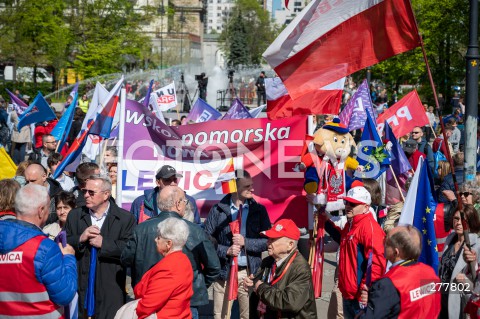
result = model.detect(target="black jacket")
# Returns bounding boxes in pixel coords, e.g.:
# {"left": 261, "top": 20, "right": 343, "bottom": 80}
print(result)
{"left": 65, "top": 199, "right": 136, "bottom": 319}
{"left": 45, "top": 178, "right": 63, "bottom": 224}
{"left": 121, "top": 211, "right": 221, "bottom": 307}
{"left": 204, "top": 194, "right": 271, "bottom": 280}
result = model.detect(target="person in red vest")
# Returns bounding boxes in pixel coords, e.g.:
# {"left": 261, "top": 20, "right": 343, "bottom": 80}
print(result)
{"left": 359, "top": 225, "right": 441, "bottom": 318}
{"left": 0, "top": 184, "right": 77, "bottom": 317}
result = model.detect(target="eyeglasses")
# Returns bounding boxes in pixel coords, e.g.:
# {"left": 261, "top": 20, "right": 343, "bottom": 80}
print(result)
{"left": 45, "top": 141, "right": 57, "bottom": 144}
{"left": 459, "top": 192, "right": 472, "bottom": 197}
{"left": 178, "top": 198, "right": 189, "bottom": 205}
{"left": 411, "top": 131, "right": 422, "bottom": 134}
{"left": 81, "top": 188, "right": 106, "bottom": 196}
{"left": 162, "top": 177, "right": 178, "bottom": 184}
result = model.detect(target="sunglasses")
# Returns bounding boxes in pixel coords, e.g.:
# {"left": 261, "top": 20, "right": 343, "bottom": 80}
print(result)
{"left": 459, "top": 192, "right": 472, "bottom": 197}
{"left": 81, "top": 188, "right": 106, "bottom": 196}
{"left": 411, "top": 131, "right": 422, "bottom": 134}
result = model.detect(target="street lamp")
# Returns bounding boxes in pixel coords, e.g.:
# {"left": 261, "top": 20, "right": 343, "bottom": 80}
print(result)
{"left": 179, "top": 11, "right": 186, "bottom": 66}
{"left": 157, "top": 2, "right": 165, "bottom": 69}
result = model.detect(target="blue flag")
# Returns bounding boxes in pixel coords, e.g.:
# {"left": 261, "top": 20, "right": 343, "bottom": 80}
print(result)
{"left": 222, "top": 98, "right": 253, "bottom": 120}
{"left": 185, "top": 99, "right": 221, "bottom": 123}
{"left": 51, "top": 92, "right": 78, "bottom": 151}
{"left": 355, "top": 111, "right": 390, "bottom": 179}
{"left": 84, "top": 247, "right": 97, "bottom": 316}
{"left": 17, "top": 93, "right": 56, "bottom": 130}
{"left": 384, "top": 121, "right": 411, "bottom": 180}
{"left": 412, "top": 160, "right": 439, "bottom": 273}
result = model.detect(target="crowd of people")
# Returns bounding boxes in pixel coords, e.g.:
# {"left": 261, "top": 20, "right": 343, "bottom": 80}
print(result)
{"left": 0, "top": 79, "right": 480, "bottom": 319}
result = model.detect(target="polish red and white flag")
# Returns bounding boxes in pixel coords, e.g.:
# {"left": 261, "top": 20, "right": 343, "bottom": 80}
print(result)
{"left": 263, "top": 0, "right": 420, "bottom": 99}
{"left": 265, "top": 76, "right": 344, "bottom": 120}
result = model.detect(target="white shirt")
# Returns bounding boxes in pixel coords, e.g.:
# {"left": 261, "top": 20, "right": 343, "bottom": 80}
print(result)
{"left": 89, "top": 203, "right": 110, "bottom": 229}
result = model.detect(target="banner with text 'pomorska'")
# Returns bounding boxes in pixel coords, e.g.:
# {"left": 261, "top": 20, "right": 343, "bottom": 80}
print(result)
{"left": 120, "top": 99, "right": 308, "bottom": 226}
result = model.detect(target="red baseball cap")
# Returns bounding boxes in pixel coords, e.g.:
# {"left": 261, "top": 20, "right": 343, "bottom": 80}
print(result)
{"left": 262, "top": 219, "right": 300, "bottom": 240}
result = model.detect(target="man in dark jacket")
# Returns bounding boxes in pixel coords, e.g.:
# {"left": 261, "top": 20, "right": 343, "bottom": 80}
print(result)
{"left": 65, "top": 174, "right": 136, "bottom": 319}
{"left": 28, "top": 134, "right": 57, "bottom": 169}
{"left": 244, "top": 219, "right": 317, "bottom": 319}
{"left": 70, "top": 162, "right": 100, "bottom": 207}
{"left": 205, "top": 169, "right": 271, "bottom": 319}
{"left": 121, "top": 185, "right": 220, "bottom": 319}
{"left": 411, "top": 126, "right": 434, "bottom": 172}
{"left": 130, "top": 165, "right": 201, "bottom": 224}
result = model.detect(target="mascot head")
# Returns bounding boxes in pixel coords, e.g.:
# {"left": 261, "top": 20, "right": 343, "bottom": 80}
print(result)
{"left": 313, "top": 118, "right": 355, "bottom": 162}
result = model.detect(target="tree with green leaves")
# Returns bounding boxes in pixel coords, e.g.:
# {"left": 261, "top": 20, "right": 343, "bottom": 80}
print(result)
{"left": 69, "top": 0, "right": 151, "bottom": 78}
{"left": 0, "top": 0, "right": 70, "bottom": 88}
{"left": 220, "top": 0, "right": 279, "bottom": 68}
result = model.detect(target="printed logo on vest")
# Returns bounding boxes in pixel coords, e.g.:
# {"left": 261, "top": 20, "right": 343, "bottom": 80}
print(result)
{"left": 410, "top": 282, "right": 435, "bottom": 302}
{"left": 0, "top": 252, "right": 23, "bottom": 264}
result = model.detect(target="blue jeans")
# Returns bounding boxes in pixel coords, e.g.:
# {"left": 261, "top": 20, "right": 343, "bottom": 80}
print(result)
{"left": 343, "top": 299, "right": 362, "bottom": 319}
{"left": 190, "top": 306, "right": 199, "bottom": 319}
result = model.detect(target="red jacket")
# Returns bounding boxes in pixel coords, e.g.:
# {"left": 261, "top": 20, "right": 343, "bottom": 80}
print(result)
{"left": 385, "top": 262, "right": 441, "bottom": 319}
{"left": 338, "top": 213, "right": 386, "bottom": 300}
{"left": 0, "top": 235, "right": 63, "bottom": 318}
{"left": 134, "top": 250, "right": 193, "bottom": 319}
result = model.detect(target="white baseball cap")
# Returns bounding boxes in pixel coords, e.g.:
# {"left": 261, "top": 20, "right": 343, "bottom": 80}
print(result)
{"left": 344, "top": 183, "right": 371, "bottom": 205}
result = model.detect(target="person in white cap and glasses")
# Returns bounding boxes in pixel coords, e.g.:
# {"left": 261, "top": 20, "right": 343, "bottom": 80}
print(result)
{"left": 324, "top": 181, "right": 386, "bottom": 319}
{"left": 243, "top": 218, "right": 317, "bottom": 319}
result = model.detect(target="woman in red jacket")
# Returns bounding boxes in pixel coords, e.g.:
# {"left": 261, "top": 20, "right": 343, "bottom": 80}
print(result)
{"left": 134, "top": 217, "right": 193, "bottom": 319}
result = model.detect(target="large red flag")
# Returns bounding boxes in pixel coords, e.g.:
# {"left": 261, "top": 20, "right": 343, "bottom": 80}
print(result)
{"left": 265, "top": 77, "right": 344, "bottom": 120}
{"left": 263, "top": 0, "right": 420, "bottom": 99}
{"left": 376, "top": 90, "right": 429, "bottom": 138}
{"left": 228, "top": 219, "right": 240, "bottom": 301}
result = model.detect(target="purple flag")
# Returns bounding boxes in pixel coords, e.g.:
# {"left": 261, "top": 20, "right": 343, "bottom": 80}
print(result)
{"left": 339, "top": 79, "right": 376, "bottom": 131}
{"left": 222, "top": 98, "right": 253, "bottom": 120}
{"left": 6, "top": 89, "right": 28, "bottom": 116}
{"left": 385, "top": 121, "right": 411, "bottom": 181}
{"left": 185, "top": 98, "right": 221, "bottom": 123}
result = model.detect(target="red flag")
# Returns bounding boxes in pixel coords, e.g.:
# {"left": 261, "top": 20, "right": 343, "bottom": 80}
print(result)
{"left": 433, "top": 203, "right": 450, "bottom": 260}
{"left": 263, "top": 0, "right": 420, "bottom": 99}
{"left": 312, "top": 214, "right": 326, "bottom": 298}
{"left": 265, "top": 77, "right": 344, "bottom": 120}
{"left": 228, "top": 219, "right": 240, "bottom": 301}
{"left": 376, "top": 90, "right": 429, "bottom": 138}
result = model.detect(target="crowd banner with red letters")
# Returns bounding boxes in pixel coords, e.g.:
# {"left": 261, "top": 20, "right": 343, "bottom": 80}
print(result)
{"left": 117, "top": 98, "right": 309, "bottom": 226}
{"left": 376, "top": 90, "right": 429, "bottom": 138}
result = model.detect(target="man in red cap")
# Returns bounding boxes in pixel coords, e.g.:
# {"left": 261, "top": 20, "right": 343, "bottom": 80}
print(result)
{"left": 325, "top": 182, "right": 386, "bottom": 319}
{"left": 243, "top": 219, "right": 317, "bottom": 319}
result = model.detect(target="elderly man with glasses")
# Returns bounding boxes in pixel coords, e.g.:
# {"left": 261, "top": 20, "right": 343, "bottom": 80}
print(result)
{"left": 130, "top": 165, "right": 201, "bottom": 224}
{"left": 65, "top": 174, "right": 136, "bottom": 319}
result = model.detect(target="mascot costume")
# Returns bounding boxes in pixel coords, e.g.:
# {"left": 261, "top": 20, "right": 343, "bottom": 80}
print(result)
{"left": 301, "top": 118, "right": 361, "bottom": 212}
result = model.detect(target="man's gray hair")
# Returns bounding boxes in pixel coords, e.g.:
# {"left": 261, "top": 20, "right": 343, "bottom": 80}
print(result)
{"left": 157, "top": 217, "right": 189, "bottom": 251}
{"left": 15, "top": 184, "right": 49, "bottom": 216}
{"left": 88, "top": 174, "right": 112, "bottom": 191}
{"left": 158, "top": 197, "right": 176, "bottom": 212}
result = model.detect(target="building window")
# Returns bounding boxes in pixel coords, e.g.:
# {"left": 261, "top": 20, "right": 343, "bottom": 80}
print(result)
{"left": 217, "top": 13, "right": 221, "bottom": 16}
{"left": 294, "top": 1, "right": 301, "bottom": 5}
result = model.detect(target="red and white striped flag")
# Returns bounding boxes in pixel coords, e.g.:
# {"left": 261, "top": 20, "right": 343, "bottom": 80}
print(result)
{"left": 265, "top": 77, "right": 344, "bottom": 120}
{"left": 263, "top": 0, "right": 420, "bottom": 99}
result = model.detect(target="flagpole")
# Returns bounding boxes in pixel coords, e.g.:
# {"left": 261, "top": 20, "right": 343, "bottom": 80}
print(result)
{"left": 116, "top": 88, "right": 126, "bottom": 206}
{"left": 388, "top": 165, "right": 406, "bottom": 202}
{"left": 415, "top": 23, "right": 475, "bottom": 279}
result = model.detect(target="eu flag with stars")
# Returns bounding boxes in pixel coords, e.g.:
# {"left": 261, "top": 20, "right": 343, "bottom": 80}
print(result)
{"left": 412, "top": 159, "right": 439, "bottom": 273}
{"left": 355, "top": 111, "right": 390, "bottom": 180}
